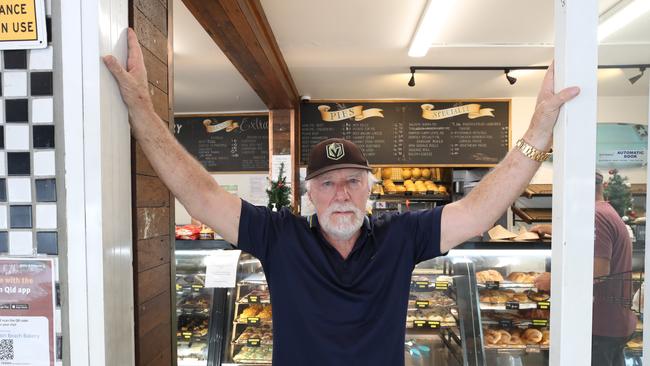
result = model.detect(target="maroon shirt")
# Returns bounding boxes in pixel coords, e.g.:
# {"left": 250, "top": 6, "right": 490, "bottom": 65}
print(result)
{"left": 592, "top": 201, "right": 636, "bottom": 337}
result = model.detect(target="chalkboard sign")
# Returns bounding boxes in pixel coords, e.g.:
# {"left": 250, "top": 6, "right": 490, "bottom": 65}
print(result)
{"left": 300, "top": 101, "right": 510, "bottom": 166}
{"left": 174, "top": 114, "right": 269, "bottom": 172}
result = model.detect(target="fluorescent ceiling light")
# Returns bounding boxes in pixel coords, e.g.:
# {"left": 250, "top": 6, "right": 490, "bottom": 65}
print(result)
{"left": 598, "top": 0, "right": 650, "bottom": 42}
{"left": 408, "top": 0, "right": 456, "bottom": 58}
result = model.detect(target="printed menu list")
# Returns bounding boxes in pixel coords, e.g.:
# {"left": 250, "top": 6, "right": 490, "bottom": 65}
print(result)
{"left": 174, "top": 114, "right": 269, "bottom": 172}
{"left": 300, "top": 101, "right": 509, "bottom": 166}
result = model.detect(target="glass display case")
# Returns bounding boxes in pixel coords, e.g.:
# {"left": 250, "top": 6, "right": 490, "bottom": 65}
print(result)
{"left": 173, "top": 226, "right": 643, "bottom": 366}
{"left": 175, "top": 241, "right": 232, "bottom": 366}
{"left": 448, "top": 245, "right": 552, "bottom": 366}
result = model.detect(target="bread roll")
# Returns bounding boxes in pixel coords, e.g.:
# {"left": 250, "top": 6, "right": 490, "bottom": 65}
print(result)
{"left": 523, "top": 328, "right": 543, "bottom": 344}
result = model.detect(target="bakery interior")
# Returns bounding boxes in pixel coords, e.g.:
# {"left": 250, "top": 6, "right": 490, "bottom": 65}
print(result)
{"left": 167, "top": 0, "right": 650, "bottom": 365}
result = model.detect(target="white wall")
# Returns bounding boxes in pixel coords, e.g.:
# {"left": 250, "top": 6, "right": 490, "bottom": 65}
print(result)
{"left": 175, "top": 173, "right": 269, "bottom": 225}
{"left": 511, "top": 96, "right": 649, "bottom": 184}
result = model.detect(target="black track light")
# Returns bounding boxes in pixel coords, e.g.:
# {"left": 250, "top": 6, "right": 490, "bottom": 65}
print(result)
{"left": 505, "top": 69, "right": 517, "bottom": 85}
{"left": 629, "top": 67, "right": 646, "bottom": 85}
{"left": 408, "top": 72, "right": 415, "bottom": 87}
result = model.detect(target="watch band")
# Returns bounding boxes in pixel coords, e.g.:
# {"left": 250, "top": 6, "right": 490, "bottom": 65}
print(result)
{"left": 515, "top": 138, "right": 552, "bottom": 162}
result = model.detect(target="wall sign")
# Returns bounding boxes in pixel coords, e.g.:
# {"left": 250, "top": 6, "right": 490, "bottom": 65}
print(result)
{"left": 174, "top": 114, "right": 269, "bottom": 172}
{"left": 596, "top": 123, "right": 648, "bottom": 168}
{"left": 0, "top": 0, "right": 47, "bottom": 50}
{"left": 0, "top": 258, "right": 55, "bottom": 366}
{"left": 300, "top": 100, "right": 510, "bottom": 166}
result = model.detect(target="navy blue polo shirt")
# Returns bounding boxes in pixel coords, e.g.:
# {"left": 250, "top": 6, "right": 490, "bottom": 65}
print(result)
{"left": 237, "top": 199, "right": 445, "bottom": 366}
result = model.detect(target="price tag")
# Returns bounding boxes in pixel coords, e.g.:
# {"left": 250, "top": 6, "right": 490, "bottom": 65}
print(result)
{"left": 191, "top": 284, "right": 203, "bottom": 292}
{"left": 375, "top": 201, "right": 387, "bottom": 209}
{"left": 427, "top": 320, "right": 440, "bottom": 329}
{"left": 415, "top": 300, "right": 430, "bottom": 309}
{"left": 175, "top": 284, "right": 182, "bottom": 291}
{"left": 247, "top": 317, "right": 260, "bottom": 325}
{"left": 413, "top": 320, "right": 426, "bottom": 328}
{"left": 526, "top": 345, "right": 541, "bottom": 353}
{"left": 485, "top": 281, "right": 500, "bottom": 290}
{"left": 415, "top": 281, "right": 430, "bottom": 289}
{"left": 248, "top": 295, "right": 259, "bottom": 303}
{"left": 498, "top": 320, "right": 513, "bottom": 329}
{"left": 247, "top": 338, "right": 261, "bottom": 347}
{"left": 505, "top": 301, "right": 520, "bottom": 310}
{"left": 532, "top": 319, "right": 549, "bottom": 327}
{"left": 182, "top": 332, "right": 192, "bottom": 339}
{"left": 537, "top": 301, "right": 550, "bottom": 310}
{"left": 434, "top": 281, "right": 449, "bottom": 290}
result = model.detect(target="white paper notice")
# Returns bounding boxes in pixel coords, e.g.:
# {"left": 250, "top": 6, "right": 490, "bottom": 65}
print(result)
{"left": 204, "top": 250, "right": 241, "bottom": 288}
{"left": 0, "top": 317, "right": 49, "bottom": 365}
{"left": 272, "top": 155, "right": 292, "bottom": 183}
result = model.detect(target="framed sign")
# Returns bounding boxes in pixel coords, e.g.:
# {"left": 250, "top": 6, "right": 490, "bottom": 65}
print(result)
{"left": 174, "top": 113, "right": 269, "bottom": 172}
{"left": 0, "top": 258, "right": 56, "bottom": 365}
{"left": 300, "top": 100, "right": 511, "bottom": 167}
{"left": 0, "top": 0, "right": 48, "bottom": 50}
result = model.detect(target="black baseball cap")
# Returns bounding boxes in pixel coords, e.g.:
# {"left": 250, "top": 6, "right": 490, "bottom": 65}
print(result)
{"left": 306, "top": 138, "right": 372, "bottom": 180}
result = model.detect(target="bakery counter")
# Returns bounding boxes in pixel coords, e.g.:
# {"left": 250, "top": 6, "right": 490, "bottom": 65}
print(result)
{"left": 455, "top": 240, "right": 551, "bottom": 251}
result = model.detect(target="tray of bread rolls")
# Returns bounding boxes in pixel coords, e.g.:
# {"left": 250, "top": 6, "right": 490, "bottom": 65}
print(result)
{"left": 626, "top": 335, "right": 643, "bottom": 350}
{"left": 234, "top": 304, "right": 273, "bottom": 325}
{"left": 483, "top": 327, "right": 550, "bottom": 351}
{"left": 233, "top": 324, "right": 273, "bottom": 345}
{"left": 237, "top": 289, "right": 271, "bottom": 304}
{"left": 232, "top": 344, "right": 273, "bottom": 364}
{"left": 479, "top": 288, "right": 550, "bottom": 310}
{"left": 406, "top": 308, "right": 458, "bottom": 329}
{"left": 476, "top": 270, "right": 544, "bottom": 289}
{"left": 407, "top": 291, "right": 456, "bottom": 310}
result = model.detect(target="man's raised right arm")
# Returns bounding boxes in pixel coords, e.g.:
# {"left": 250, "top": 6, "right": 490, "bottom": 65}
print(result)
{"left": 103, "top": 29, "right": 242, "bottom": 245}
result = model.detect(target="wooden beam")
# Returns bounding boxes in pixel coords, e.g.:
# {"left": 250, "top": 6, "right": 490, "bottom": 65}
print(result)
{"left": 181, "top": 0, "right": 299, "bottom": 109}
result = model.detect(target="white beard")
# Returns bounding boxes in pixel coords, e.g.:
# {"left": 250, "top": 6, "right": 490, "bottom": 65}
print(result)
{"left": 319, "top": 202, "right": 365, "bottom": 240}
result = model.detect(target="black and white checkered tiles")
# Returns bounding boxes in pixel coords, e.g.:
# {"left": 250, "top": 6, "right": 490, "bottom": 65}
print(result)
{"left": 0, "top": 11, "right": 56, "bottom": 257}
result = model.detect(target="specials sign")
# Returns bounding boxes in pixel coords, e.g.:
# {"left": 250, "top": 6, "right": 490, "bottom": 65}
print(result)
{"left": 174, "top": 113, "right": 269, "bottom": 172}
{"left": 0, "top": 0, "right": 47, "bottom": 49}
{"left": 0, "top": 258, "right": 56, "bottom": 366}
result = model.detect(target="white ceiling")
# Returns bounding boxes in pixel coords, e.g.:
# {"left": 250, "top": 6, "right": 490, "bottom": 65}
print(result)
{"left": 173, "top": 0, "right": 650, "bottom": 113}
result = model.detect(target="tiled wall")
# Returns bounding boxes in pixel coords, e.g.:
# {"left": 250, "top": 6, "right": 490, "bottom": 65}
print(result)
{"left": 0, "top": 20, "right": 54, "bottom": 257}
{"left": 0, "top": 2, "right": 60, "bottom": 362}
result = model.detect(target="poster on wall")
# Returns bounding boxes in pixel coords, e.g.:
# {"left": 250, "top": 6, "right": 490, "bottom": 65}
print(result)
{"left": 0, "top": 258, "right": 55, "bottom": 366}
{"left": 300, "top": 100, "right": 510, "bottom": 166}
{"left": 597, "top": 123, "right": 648, "bottom": 168}
{"left": 174, "top": 113, "right": 269, "bottom": 172}
{"left": 0, "top": 0, "right": 48, "bottom": 50}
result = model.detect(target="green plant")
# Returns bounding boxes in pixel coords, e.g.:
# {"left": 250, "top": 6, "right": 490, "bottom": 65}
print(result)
{"left": 266, "top": 162, "right": 291, "bottom": 211}
{"left": 604, "top": 169, "right": 632, "bottom": 217}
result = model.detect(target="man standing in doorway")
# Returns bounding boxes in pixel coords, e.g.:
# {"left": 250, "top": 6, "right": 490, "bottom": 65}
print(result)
{"left": 103, "top": 29, "right": 579, "bottom": 365}
{"left": 533, "top": 171, "right": 636, "bottom": 366}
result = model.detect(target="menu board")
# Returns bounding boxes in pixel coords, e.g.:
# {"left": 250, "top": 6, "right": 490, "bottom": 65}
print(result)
{"left": 174, "top": 114, "right": 269, "bottom": 172}
{"left": 300, "top": 101, "right": 510, "bottom": 166}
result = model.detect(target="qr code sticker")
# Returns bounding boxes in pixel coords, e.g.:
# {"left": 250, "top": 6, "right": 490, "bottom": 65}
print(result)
{"left": 0, "top": 339, "right": 14, "bottom": 360}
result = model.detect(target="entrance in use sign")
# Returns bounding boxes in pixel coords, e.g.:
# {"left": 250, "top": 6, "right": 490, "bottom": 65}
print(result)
{"left": 0, "top": 0, "right": 47, "bottom": 50}
{"left": 0, "top": 258, "right": 55, "bottom": 366}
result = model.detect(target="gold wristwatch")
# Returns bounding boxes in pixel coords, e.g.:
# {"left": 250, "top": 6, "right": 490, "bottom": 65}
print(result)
{"left": 515, "top": 138, "right": 552, "bottom": 162}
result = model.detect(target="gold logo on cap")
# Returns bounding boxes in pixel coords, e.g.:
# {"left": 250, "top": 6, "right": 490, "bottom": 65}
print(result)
{"left": 326, "top": 142, "right": 345, "bottom": 160}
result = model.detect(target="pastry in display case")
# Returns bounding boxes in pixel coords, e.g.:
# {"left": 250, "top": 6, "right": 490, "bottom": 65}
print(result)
{"left": 225, "top": 260, "right": 274, "bottom": 365}
{"left": 175, "top": 241, "right": 232, "bottom": 366}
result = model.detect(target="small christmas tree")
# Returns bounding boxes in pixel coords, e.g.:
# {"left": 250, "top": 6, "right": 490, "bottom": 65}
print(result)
{"left": 266, "top": 162, "right": 291, "bottom": 211}
{"left": 604, "top": 169, "right": 632, "bottom": 217}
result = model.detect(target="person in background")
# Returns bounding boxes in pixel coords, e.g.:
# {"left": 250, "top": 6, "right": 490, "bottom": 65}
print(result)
{"left": 532, "top": 171, "right": 635, "bottom": 366}
{"left": 104, "top": 29, "right": 579, "bottom": 366}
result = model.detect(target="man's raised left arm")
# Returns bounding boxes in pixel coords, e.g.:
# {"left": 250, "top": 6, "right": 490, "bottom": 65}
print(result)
{"left": 439, "top": 63, "right": 580, "bottom": 253}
